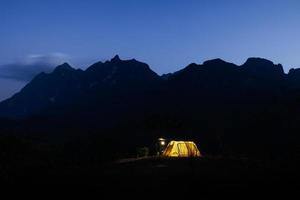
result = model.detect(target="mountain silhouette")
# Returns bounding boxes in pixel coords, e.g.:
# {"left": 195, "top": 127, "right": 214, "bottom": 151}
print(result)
{"left": 1, "top": 56, "right": 300, "bottom": 158}
{"left": 0, "top": 56, "right": 160, "bottom": 118}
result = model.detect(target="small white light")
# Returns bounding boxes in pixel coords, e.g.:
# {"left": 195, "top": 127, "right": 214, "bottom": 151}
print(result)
{"left": 160, "top": 141, "right": 165, "bottom": 145}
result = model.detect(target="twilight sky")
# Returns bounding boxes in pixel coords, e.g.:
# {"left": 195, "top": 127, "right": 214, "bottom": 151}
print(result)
{"left": 0, "top": 0, "right": 300, "bottom": 101}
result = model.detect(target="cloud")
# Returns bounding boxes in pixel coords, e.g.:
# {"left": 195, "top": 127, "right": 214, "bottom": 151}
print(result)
{"left": 0, "top": 53, "right": 69, "bottom": 81}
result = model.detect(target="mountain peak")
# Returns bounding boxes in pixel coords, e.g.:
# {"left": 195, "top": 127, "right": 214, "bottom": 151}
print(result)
{"left": 242, "top": 57, "right": 284, "bottom": 75}
{"left": 201, "top": 59, "right": 238, "bottom": 72}
{"left": 53, "top": 63, "right": 74, "bottom": 73}
{"left": 111, "top": 55, "right": 121, "bottom": 62}
{"left": 288, "top": 68, "right": 300, "bottom": 76}
{"left": 243, "top": 57, "right": 274, "bottom": 67}
{"left": 203, "top": 58, "right": 228, "bottom": 66}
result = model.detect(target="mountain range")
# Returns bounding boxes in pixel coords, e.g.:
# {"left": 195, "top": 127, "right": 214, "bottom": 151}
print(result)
{"left": 1, "top": 55, "right": 300, "bottom": 158}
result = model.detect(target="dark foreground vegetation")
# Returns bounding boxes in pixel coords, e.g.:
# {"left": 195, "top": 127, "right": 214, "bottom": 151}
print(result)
{"left": 0, "top": 134, "right": 300, "bottom": 196}
{"left": 0, "top": 147, "right": 299, "bottom": 198}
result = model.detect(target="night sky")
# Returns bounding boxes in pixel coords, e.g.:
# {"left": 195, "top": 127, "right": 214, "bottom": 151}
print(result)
{"left": 1, "top": 0, "right": 300, "bottom": 101}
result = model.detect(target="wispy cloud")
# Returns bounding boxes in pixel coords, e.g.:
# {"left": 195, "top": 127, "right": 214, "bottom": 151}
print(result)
{"left": 0, "top": 53, "right": 69, "bottom": 81}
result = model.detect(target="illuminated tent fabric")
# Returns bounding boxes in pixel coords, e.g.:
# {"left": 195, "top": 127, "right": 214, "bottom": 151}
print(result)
{"left": 162, "top": 141, "right": 201, "bottom": 157}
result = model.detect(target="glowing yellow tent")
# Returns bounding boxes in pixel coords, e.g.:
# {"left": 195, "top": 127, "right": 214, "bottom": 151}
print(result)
{"left": 162, "top": 141, "right": 201, "bottom": 157}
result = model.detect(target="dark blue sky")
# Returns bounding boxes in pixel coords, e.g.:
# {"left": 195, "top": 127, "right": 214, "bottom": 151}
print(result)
{"left": 0, "top": 0, "right": 300, "bottom": 100}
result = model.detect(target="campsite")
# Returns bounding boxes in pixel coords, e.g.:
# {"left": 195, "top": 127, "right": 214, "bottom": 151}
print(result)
{"left": 1, "top": 137, "right": 299, "bottom": 196}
